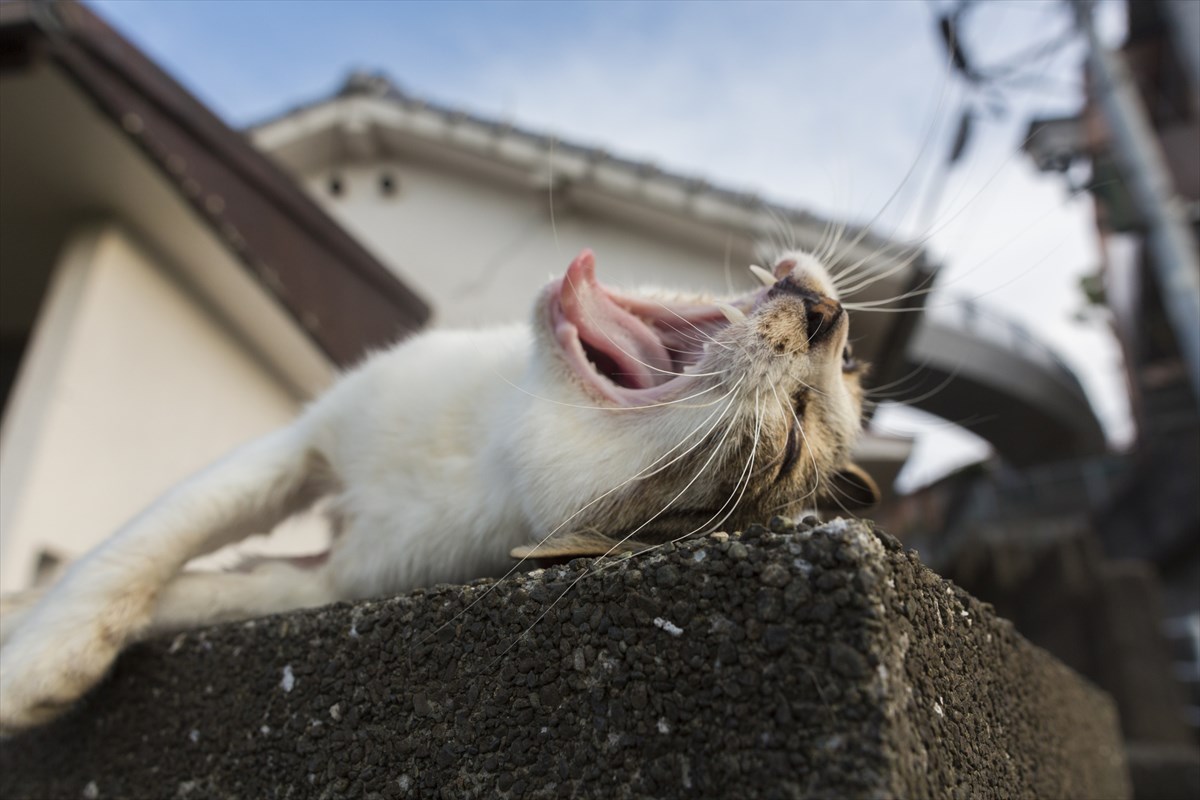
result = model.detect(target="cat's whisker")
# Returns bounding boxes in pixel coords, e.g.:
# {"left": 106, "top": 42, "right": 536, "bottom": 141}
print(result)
{"left": 761, "top": 201, "right": 797, "bottom": 257}
{"left": 916, "top": 208, "right": 1076, "bottom": 303}
{"left": 491, "top": 370, "right": 728, "bottom": 411}
{"left": 844, "top": 228, "right": 1061, "bottom": 314}
{"left": 646, "top": 297, "right": 767, "bottom": 372}
{"left": 583, "top": 388, "right": 771, "bottom": 575}
{"left": 646, "top": 300, "right": 736, "bottom": 351}
{"left": 750, "top": 437, "right": 786, "bottom": 479}
{"left": 563, "top": 270, "right": 730, "bottom": 380}
{"left": 863, "top": 357, "right": 939, "bottom": 396}
{"left": 722, "top": 233, "right": 736, "bottom": 296}
{"left": 870, "top": 411, "right": 997, "bottom": 437}
{"left": 842, "top": 286, "right": 938, "bottom": 309}
{"left": 813, "top": 219, "right": 834, "bottom": 265}
{"left": 817, "top": 474, "right": 866, "bottom": 519}
{"left": 820, "top": 220, "right": 848, "bottom": 268}
{"left": 418, "top": 378, "right": 748, "bottom": 649}
{"left": 842, "top": 122, "right": 1094, "bottom": 311}
{"left": 755, "top": 386, "right": 791, "bottom": 480}
{"left": 840, "top": 304, "right": 933, "bottom": 314}
{"left": 481, "top": 386, "right": 758, "bottom": 671}
{"left": 867, "top": 365, "right": 960, "bottom": 403}
{"left": 547, "top": 136, "right": 560, "bottom": 253}
{"left": 834, "top": 246, "right": 924, "bottom": 298}
{"left": 864, "top": 347, "right": 974, "bottom": 423}
{"left": 768, "top": 384, "right": 823, "bottom": 513}
{"left": 827, "top": 34, "right": 962, "bottom": 273}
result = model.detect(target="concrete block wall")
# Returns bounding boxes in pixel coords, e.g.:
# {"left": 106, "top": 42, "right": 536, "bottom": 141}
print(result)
{"left": 0, "top": 520, "right": 1130, "bottom": 799}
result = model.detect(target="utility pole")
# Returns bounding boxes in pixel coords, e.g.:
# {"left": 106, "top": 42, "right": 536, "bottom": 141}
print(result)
{"left": 1075, "top": 0, "right": 1200, "bottom": 410}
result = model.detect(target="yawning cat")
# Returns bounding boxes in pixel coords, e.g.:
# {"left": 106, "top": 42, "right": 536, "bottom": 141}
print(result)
{"left": 0, "top": 249, "right": 877, "bottom": 733}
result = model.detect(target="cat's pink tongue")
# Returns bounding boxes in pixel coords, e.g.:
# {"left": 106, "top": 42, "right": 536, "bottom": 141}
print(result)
{"left": 560, "top": 251, "right": 674, "bottom": 389}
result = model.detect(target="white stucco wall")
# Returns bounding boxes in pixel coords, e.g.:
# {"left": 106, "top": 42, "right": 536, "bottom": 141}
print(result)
{"left": 298, "top": 159, "right": 758, "bottom": 329}
{"left": 278, "top": 151, "right": 909, "bottom": 496}
{"left": 0, "top": 225, "right": 325, "bottom": 590}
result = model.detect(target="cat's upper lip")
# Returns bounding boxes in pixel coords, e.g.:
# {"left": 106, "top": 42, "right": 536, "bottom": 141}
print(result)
{"left": 548, "top": 250, "right": 754, "bottom": 405}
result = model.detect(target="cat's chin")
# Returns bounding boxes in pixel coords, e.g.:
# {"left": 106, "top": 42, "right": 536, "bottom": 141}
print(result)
{"left": 544, "top": 249, "right": 753, "bottom": 406}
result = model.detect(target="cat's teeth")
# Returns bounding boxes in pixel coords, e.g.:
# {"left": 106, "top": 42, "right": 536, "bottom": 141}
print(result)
{"left": 749, "top": 264, "right": 777, "bottom": 287}
{"left": 717, "top": 303, "right": 747, "bottom": 324}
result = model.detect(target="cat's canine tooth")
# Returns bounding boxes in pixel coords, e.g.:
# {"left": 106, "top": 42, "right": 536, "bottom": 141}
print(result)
{"left": 749, "top": 264, "right": 777, "bottom": 287}
{"left": 717, "top": 303, "right": 747, "bottom": 324}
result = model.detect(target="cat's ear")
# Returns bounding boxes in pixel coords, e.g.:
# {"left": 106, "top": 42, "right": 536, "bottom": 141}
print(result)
{"left": 510, "top": 531, "right": 647, "bottom": 562}
{"left": 818, "top": 462, "right": 881, "bottom": 511}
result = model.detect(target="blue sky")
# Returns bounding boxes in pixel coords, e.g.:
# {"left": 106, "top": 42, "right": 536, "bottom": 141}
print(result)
{"left": 93, "top": 1, "right": 943, "bottom": 177}
{"left": 89, "top": 0, "right": 1130, "bottom": 485}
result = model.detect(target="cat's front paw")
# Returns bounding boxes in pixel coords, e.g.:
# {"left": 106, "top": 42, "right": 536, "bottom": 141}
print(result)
{"left": 0, "top": 620, "right": 121, "bottom": 734}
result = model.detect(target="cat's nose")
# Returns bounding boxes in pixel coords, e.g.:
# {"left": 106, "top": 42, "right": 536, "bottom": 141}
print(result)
{"left": 766, "top": 277, "right": 844, "bottom": 343}
{"left": 804, "top": 294, "right": 843, "bottom": 343}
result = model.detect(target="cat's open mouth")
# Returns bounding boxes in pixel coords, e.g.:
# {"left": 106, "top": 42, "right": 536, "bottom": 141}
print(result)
{"left": 549, "top": 250, "right": 754, "bottom": 405}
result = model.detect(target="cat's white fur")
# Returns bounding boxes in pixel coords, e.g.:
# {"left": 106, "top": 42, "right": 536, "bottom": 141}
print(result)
{"left": 0, "top": 249, "right": 870, "bottom": 733}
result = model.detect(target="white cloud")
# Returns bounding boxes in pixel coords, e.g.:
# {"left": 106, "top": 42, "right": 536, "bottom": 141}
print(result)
{"left": 92, "top": 0, "right": 1134, "bottom": 480}
{"left": 460, "top": 2, "right": 944, "bottom": 223}
{"left": 450, "top": 1, "right": 1133, "bottom": 459}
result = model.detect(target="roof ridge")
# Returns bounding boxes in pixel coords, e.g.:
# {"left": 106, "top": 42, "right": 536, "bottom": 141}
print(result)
{"left": 250, "top": 69, "right": 797, "bottom": 217}
{"left": 248, "top": 68, "right": 926, "bottom": 260}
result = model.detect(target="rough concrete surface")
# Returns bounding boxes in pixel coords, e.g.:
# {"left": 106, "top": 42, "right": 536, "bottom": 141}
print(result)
{"left": 943, "top": 524, "right": 1195, "bottom": 748}
{"left": 0, "top": 520, "right": 1130, "bottom": 799}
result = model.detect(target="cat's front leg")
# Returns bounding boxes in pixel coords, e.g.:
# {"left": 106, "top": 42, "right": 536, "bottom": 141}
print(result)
{"left": 0, "top": 425, "right": 329, "bottom": 734}
{"left": 0, "top": 566, "right": 159, "bottom": 732}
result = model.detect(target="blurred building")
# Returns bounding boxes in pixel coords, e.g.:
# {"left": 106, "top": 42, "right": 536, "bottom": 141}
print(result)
{"left": 891, "top": 1, "right": 1200, "bottom": 792}
{"left": 1033, "top": 0, "right": 1200, "bottom": 672}
{"left": 1, "top": 1, "right": 1110, "bottom": 599}
{"left": 1082, "top": 3, "right": 1200, "bottom": 779}
{"left": 9, "top": 0, "right": 1185, "bottom": 785}
{"left": 246, "top": 69, "right": 943, "bottom": 498}
{"left": 0, "top": 0, "right": 427, "bottom": 589}
{"left": 1081, "top": 0, "right": 1200, "bottom": 606}
{"left": 0, "top": 1, "right": 928, "bottom": 589}
{"left": 251, "top": 69, "right": 1120, "bottom": 476}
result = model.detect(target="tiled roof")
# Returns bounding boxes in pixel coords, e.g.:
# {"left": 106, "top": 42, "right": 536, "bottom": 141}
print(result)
{"left": 253, "top": 70, "right": 908, "bottom": 254}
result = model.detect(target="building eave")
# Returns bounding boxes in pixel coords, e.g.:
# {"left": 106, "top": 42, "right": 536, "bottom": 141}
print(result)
{"left": 0, "top": 2, "right": 430, "bottom": 369}
{"left": 250, "top": 72, "right": 925, "bottom": 271}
